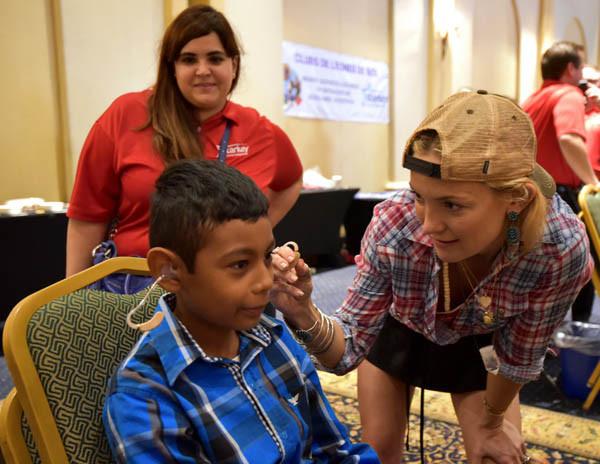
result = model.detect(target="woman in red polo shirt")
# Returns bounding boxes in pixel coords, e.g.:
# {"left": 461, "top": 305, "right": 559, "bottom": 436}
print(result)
{"left": 66, "top": 5, "right": 302, "bottom": 287}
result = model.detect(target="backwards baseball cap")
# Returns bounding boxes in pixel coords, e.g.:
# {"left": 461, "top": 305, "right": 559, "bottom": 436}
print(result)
{"left": 403, "top": 90, "right": 556, "bottom": 199}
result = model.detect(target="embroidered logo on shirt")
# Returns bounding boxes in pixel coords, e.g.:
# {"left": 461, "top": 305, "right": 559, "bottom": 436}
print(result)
{"left": 216, "top": 143, "right": 250, "bottom": 157}
{"left": 288, "top": 393, "right": 300, "bottom": 406}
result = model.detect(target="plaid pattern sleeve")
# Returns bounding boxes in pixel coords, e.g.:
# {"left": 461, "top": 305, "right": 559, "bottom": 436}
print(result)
{"left": 329, "top": 197, "right": 397, "bottom": 374}
{"left": 493, "top": 201, "right": 594, "bottom": 383}
{"left": 103, "top": 295, "right": 379, "bottom": 463}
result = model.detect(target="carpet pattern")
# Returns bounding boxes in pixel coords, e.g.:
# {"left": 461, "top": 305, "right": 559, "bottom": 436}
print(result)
{"left": 320, "top": 371, "right": 600, "bottom": 463}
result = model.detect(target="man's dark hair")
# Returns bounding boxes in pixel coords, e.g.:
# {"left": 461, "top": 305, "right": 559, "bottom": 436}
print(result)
{"left": 541, "top": 41, "right": 584, "bottom": 80}
{"left": 150, "top": 160, "right": 269, "bottom": 272}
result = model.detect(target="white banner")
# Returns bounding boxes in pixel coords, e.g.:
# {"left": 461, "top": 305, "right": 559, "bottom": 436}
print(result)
{"left": 283, "top": 41, "right": 389, "bottom": 124}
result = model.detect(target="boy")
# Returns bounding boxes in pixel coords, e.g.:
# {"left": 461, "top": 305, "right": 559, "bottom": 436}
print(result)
{"left": 103, "top": 159, "right": 378, "bottom": 463}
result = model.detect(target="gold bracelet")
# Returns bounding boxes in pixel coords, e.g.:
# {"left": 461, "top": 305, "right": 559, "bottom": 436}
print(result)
{"left": 310, "top": 314, "right": 335, "bottom": 355}
{"left": 483, "top": 397, "right": 506, "bottom": 417}
{"left": 307, "top": 312, "right": 329, "bottom": 352}
{"left": 312, "top": 320, "right": 336, "bottom": 355}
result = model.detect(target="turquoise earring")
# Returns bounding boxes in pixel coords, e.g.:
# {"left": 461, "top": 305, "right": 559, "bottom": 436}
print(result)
{"left": 506, "top": 211, "right": 520, "bottom": 245}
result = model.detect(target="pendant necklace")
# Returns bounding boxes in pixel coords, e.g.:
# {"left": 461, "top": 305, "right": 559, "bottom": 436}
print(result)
{"left": 459, "top": 261, "right": 496, "bottom": 325}
{"left": 442, "top": 262, "right": 451, "bottom": 313}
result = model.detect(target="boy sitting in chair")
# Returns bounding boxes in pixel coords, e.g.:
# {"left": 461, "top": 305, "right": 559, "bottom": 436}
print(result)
{"left": 102, "top": 159, "right": 378, "bottom": 463}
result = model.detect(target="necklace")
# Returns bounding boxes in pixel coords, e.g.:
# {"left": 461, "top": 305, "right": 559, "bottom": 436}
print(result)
{"left": 459, "top": 261, "right": 495, "bottom": 325}
{"left": 442, "top": 262, "right": 451, "bottom": 312}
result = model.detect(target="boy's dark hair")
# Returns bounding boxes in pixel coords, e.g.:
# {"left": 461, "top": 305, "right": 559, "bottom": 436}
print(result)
{"left": 541, "top": 41, "right": 584, "bottom": 80}
{"left": 150, "top": 160, "right": 269, "bottom": 272}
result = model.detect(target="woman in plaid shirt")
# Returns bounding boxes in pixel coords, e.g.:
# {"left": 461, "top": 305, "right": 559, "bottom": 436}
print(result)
{"left": 272, "top": 91, "right": 592, "bottom": 464}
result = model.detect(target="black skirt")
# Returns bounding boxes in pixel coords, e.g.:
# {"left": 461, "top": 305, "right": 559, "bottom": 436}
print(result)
{"left": 366, "top": 316, "right": 493, "bottom": 393}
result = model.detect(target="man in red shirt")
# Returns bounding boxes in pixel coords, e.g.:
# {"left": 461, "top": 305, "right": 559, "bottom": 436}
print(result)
{"left": 583, "top": 66, "right": 600, "bottom": 177}
{"left": 523, "top": 41, "right": 597, "bottom": 322}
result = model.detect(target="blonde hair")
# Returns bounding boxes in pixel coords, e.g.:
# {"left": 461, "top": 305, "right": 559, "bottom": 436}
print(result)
{"left": 410, "top": 131, "right": 549, "bottom": 253}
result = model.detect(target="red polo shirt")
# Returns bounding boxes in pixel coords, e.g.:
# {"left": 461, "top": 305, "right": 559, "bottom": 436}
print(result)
{"left": 67, "top": 90, "right": 302, "bottom": 257}
{"left": 586, "top": 107, "right": 600, "bottom": 176}
{"left": 522, "top": 80, "right": 587, "bottom": 188}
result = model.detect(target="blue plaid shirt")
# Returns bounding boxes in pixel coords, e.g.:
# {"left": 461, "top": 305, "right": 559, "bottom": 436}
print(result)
{"left": 103, "top": 294, "right": 378, "bottom": 463}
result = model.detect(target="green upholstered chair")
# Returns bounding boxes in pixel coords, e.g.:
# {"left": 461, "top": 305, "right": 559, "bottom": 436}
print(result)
{"left": 0, "top": 258, "right": 164, "bottom": 463}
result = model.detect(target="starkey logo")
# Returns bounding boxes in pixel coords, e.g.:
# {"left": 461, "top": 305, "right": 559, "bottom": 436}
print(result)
{"left": 217, "top": 143, "right": 250, "bottom": 157}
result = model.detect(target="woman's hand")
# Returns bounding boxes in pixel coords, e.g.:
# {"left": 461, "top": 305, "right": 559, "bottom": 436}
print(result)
{"left": 472, "top": 419, "right": 527, "bottom": 464}
{"left": 269, "top": 243, "right": 315, "bottom": 326}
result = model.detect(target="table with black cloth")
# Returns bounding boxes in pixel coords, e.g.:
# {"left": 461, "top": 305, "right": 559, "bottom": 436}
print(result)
{"left": 0, "top": 212, "right": 68, "bottom": 352}
{"left": 343, "top": 191, "right": 397, "bottom": 256}
{"left": 273, "top": 188, "right": 359, "bottom": 267}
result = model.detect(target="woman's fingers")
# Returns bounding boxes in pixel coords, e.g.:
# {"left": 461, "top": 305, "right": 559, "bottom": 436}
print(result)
{"left": 270, "top": 280, "right": 305, "bottom": 298}
{"left": 272, "top": 243, "right": 305, "bottom": 284}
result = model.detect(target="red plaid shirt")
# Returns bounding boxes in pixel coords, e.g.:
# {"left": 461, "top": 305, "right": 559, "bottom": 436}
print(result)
{"left": 332, "top": 190, "right": 592, "bottom": 384}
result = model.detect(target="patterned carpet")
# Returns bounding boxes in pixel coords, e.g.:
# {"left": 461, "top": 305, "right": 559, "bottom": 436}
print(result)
{"left": 320, "top": 370, "right": 600, "bottom": 463}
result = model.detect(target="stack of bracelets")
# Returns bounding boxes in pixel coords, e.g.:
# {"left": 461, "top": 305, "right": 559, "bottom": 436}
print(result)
{"left": 288, "top": 305, "right": 336, "bottom": 355}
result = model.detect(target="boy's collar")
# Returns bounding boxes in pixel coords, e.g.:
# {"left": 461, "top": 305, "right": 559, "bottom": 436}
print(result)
{"left": 151, "top": 294, "right": 283, "bottom": 386}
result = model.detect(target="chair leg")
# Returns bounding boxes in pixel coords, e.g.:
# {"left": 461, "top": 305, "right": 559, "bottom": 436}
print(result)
{"left": 583, "top": 361, "right": 600, "bottom": 411}
{"left": 0, "top": 398, "right": 7, "bottom": 464}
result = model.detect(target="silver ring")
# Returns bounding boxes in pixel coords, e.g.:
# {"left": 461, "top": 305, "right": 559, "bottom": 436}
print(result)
{"left": 521, "top": 455, "right": 531, "bottom": 463}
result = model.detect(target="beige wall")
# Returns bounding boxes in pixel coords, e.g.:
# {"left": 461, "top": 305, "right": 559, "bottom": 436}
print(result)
{"left": 219, "top": 0, "right": 285, "bottom": 125}
{"left": 282, "top": 0, "right": 391, "bottom": 192}
{"left": 471, "top": 0, "right": 518, "bottom": 99}
{"left": 60, "top": 0, "right": 163, "bottom": 189}
{"left": 0, "top": 1, "right": 62, "bottom": 202}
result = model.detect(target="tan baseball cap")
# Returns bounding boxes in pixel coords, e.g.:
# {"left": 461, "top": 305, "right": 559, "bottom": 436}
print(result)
{"left": 403, "top": 90, "right": 556, "bottom": 199}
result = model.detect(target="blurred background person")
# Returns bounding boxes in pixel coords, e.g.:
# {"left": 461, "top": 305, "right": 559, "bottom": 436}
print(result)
{"left": 522, "top": 41, "right": 597, "bottom": 322}
{"left": 583, "top": 65, "right": 600, "bottom": 178}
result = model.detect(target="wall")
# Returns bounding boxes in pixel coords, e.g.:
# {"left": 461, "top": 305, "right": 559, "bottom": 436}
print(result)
{"left": 471, "top": 0, "right": 518, "bottom": 99}
{"left": 218, "top": 0, "right": 285, "bottom": 125}
{"left": 515, "top": 0, "right": 539, "bottom": 104}
{"left": 60, "top": 0, "right": 163, "bottom": 188}
{"left": 282, "top": 0, "right": 391, "bottom": 192}
{"left": 392, "top": 0, "right": 429, "bottom": 184}
{"left": 552, "top": 0, "right": 599, "bottom": 65}
{"left": 0, "top": 1, "right": 62, "bottom": 202}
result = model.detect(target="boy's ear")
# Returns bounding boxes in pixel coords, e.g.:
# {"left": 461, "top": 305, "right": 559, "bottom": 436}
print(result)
{"left": 146, "top": 247, "right": 184, "bottom": 293}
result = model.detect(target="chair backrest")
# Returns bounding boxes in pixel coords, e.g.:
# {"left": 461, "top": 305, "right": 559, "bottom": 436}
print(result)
{"left": 2, "top": 257, "right": 164, "bottom": 464}
{"left": 578, "top": 185, "right": 600, "bottom": 295}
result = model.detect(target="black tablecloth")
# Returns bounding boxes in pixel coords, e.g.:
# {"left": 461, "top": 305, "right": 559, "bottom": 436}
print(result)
{"left": 0, "top": 213, "right": 68, "bottom": 323}
{"left": 273, "top": 188, "right": 359, "bottom": 266}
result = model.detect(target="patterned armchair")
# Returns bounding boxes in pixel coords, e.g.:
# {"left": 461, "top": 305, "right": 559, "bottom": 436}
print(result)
{"left": 0, "top": 258, "right": 163, "bottom": 463}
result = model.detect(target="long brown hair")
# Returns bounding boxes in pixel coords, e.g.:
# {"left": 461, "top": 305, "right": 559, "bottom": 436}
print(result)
{"left": 145, "top": 5, "right": 242, "bottom": 162}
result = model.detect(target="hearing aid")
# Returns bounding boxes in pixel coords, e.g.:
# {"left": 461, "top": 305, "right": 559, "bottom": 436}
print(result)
{"left": 126, "top": 275, "right": 166, "bottom": 331}
{"left": 283, "top": 241, "right": 301, "bottom": 261}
